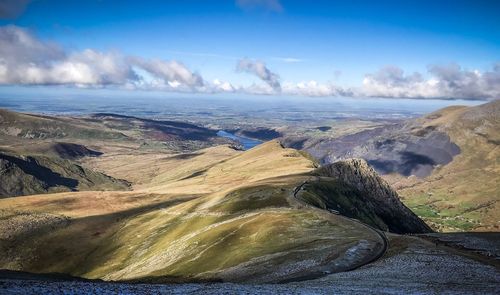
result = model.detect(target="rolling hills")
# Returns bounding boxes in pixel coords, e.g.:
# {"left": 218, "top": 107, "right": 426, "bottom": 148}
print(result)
{"left": 0, "top": 139, "right": 430, "bottom": 283}
{"left": 0, "top": 108, "right": 234, "bottom": 198}
{"left": 0, "top": 106, "right": 497, "bottom": 289}
{"left": 0, "top": 108, "right": 231, "bottom": 156}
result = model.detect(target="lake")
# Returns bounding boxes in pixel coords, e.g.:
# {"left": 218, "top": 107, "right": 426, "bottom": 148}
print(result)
{"left": 217, "top": 130, "right": 262, "bottom": 150}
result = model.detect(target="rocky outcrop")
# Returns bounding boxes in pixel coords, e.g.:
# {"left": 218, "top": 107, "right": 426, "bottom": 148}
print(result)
{"left": 0, "top": 152, "right": 130, "bottom": 198}
{"left": 313, "top": 158, "right": 432, "bottom": 234}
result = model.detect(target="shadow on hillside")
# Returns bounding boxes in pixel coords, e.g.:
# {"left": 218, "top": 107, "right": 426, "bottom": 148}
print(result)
{"left": 0, "top": 153, "right": 78, "bottom": 189}
{"left": 2, "top": 194, "right": 198, "bottom": 277}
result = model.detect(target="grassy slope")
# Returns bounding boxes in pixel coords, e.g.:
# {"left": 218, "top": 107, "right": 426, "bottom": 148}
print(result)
{"left": 388, "top": 100, "right": 500, "bottom": 232}
{"left": 0, "top": 141, "right": 384, "bottom": 283}
{"left": 82, "top": 145, "right": 240, "bottom": 187}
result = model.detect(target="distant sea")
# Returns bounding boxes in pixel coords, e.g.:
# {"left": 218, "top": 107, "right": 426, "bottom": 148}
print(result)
{"left": 0, "top": 87, "right": 483, "bottom": 122}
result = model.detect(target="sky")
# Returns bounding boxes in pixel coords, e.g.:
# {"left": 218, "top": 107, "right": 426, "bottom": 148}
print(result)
{"left": 0, "top": 0, "right": 499, "bottom": 100}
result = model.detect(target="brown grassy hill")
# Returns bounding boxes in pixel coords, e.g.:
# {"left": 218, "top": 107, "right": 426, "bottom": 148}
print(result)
{"left": 388, "top": 100, "right": 500, "bottom": 231}
{"left": 0, "top": 140, "right": 428, "bottom": 283}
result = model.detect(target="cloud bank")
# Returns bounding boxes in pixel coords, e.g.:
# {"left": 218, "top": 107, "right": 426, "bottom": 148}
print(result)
{"left": 362, "top": 64, "right": 500, "bottom": 100}
{"left": 0, "top": 25, "right": 498, "bottom": 100}
{"left": 0, "top": 26, "right": 206, "bottom": 91}
{"left": 282, "top": 81, "right": 344, "bottom": 97}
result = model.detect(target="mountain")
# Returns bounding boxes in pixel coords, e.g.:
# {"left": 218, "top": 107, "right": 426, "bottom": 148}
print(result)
{"left": 0, "top": 109, "right": 231, "bottom": 155}
{"left": 0, "top": 109, "right": 127, "bottom": 141}
{"left": 0, "top": 140, "right": 429, "bottom": 283}
{"left": 287, "top": 100, "right": 499, "bottom": 231}
{"left": 89, "top": 113, "right": 219, "bottom": 142}
{"left": 305, "top": 159, "right": 431, "bottom": 234}
{"left": 0, "top": 151, "right": 130, "bottom": 198}
{"left": 391, "top": 100, "right": 500, "bottom": 231}
{"left": 0, "top": 109, "right": 234, "bottom": 197}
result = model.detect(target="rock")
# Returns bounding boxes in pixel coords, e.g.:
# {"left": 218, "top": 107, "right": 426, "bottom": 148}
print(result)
{"left": 314, "top": 158, "right": 432, "bottom": 234}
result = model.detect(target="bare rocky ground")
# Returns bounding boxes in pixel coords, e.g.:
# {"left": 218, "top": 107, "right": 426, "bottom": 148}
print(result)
{"left": 1, "top": 234, "right": 498, "bottom": 295}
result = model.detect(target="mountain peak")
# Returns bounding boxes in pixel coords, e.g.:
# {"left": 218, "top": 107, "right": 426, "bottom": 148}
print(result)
{"left": 313, "top": 158, "right": 432, "bottom": 234}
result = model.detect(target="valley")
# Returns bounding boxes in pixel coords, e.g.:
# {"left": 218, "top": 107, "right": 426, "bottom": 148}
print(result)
{"left": 1, "top": 1, "right": 498, "bottom": 293}
{"left": 0, "top": 102, "right": 498, "bottom": 293}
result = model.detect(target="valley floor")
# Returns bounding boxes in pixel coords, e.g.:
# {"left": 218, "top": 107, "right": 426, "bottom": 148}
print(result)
{"left": 1, "top": 233, "right": 498, "bottom": 295}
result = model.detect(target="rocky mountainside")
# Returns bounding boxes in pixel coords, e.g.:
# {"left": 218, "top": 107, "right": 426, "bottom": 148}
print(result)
{"left": 295, "top": 117, "right": 460, "bottom": 178}
{"left": 285, "top": 100, "right": 499, "bottom": 232}
{"left": 0, "top": 151, "right": 130, "bottom": 198}
{"left": 309, "top": 159, "right": 432, "bottom": 234}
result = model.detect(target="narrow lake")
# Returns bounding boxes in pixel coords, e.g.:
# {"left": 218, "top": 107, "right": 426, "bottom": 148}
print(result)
{"left": 217, "top": 130, "right": 262, "bottom": 150}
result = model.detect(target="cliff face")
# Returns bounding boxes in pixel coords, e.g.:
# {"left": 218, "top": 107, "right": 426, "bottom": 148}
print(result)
{"left": 311, "top": 159, "right": 432, "bottom": 234}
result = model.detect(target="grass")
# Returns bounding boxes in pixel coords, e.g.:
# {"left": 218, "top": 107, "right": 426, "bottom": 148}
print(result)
{"left": 441, "top": 219, "right": 475, "bottom": 231}
{"left": 0, "top": 140, "right": 383, "bottom": 283}
{"left": 208, "top": 185, "right": 290, "bottom": 214}
{"left": 410, "top": 204, "right": 439, "bottom": 218}
{"left": 297, "top": 180, "right": 388, "bottom": 231}
{"left": 404, "top": 193, "right": 485, "bottom": 232}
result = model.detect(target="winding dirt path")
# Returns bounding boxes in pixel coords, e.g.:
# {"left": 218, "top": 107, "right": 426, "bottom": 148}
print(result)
{"left": 286, "top": 180, "right": 389, "bottom": 281}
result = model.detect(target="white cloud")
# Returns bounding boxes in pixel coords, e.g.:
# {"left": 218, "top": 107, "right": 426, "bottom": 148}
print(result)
{"left": 0, "top": 26, "right": 136, "bottom": 86}
{"left": 213, "top": 79, "right": 235, "bottom": 92}
{"left": 361, "top": 64, "right": 500, "bottom": 100}
{"left": 236, "top": 58, "right": 281, "bottom": 92}
{"left": 282, "top": 80, "right": 344, "bottom": 97}
{"left": 271, "top": 56, "right": 304, "bottom": 63}
{"left": 241, "top": 83, "right": 276, "bottom": 95}
{"left": 128, "top": 57, "right": 204, "bottom": 88}
{"left": 0, "top": 25, "right": 204, "bottom": 90}
{"left": 0, "top": 26, "right": 498, "bottom": 100}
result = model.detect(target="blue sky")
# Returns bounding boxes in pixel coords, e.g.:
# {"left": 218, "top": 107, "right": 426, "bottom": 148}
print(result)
{"left": 0, "top": 0, "right": 499, "bottom": 99}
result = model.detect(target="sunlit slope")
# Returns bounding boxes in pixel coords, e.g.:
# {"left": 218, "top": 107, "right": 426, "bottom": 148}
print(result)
{"left": 390, "top": 100, "right": 500, "bottom": 231}
{"left": 82, "top": 144, "right": 241, "bottom": 187}
{"left": 140, "top": 140, "right": 317, "bottom": 194}
{"left": 0, "top": 141, "right": 394, "bottom": 283}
